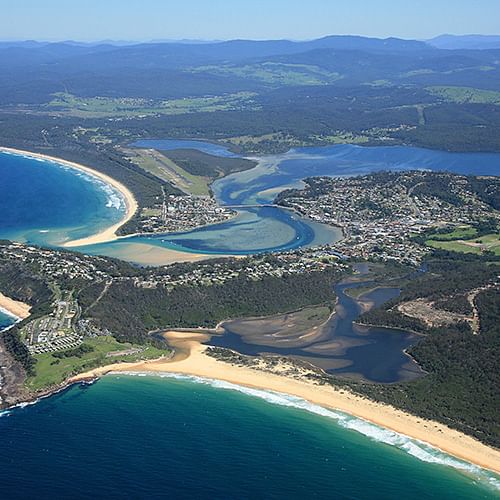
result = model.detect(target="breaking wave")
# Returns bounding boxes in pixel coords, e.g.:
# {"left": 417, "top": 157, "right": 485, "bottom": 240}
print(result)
{"left": 112, "top": 370, "right": 500, "bottom": 491}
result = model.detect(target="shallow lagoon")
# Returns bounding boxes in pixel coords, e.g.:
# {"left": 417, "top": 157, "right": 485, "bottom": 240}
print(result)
{"left": 211, "top": 280, "right": 423, "bottom": 383}
{"left": 1, "top": 143, "right": 500, "bottom": 261}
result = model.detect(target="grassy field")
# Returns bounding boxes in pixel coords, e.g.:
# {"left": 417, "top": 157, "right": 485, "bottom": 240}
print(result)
{"left": 427, "top": 86, "right": 500, "bottom": 105}
{"left": 427, "top": 233, "right": 500, "bottom": 255}
{"left": 46, "top": 92, "right": 259, "bottom": 118}
{"left": 426, "top": 225, "right": 478, "bottom": 241}
{"left": 26, "top": 337, "right": 168, "bottom": 391}
{"left": 193, "top": 63, "right": 342, "bottom": 86}
{"left": 126, "top": 148, "right": 211, "bottom": 196}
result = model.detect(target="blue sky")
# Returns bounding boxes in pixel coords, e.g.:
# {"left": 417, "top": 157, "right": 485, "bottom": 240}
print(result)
{"left": 2, "top": 0, "right": 499, "bottom": 41}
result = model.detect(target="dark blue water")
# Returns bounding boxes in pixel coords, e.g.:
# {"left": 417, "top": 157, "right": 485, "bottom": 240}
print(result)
{"left": 0, "top": 151, "right": 125, "bottom": 247}
{"left": 0, "top": 376, "right": 497, "bottom": 499}
{"left": 282, "top": 143, "right": 500, "bottom": 177}
{"left": 131, "top": 138, "right": 238, "bottom": 157}
{"left": 211, "top": 281, "right": 423, "bottom": 383}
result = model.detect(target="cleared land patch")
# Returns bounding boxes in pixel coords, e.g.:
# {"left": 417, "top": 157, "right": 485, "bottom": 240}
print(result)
{"left": 427, "top": 86, "right": 500, "bottom": 105}
{"left": 427, "top": 232, "right": 500, "bottom": 255}
{"left": 27, "top": 336, "right": 167, "bottom": 391}
{"left": 46, "top": 91, "right": 260, "bottom": 118}
{"left": 125, "top": 148, "right": 212, "bottom": 196}
{"left": 191, "top": 63, "right": 342, "bottom": 86}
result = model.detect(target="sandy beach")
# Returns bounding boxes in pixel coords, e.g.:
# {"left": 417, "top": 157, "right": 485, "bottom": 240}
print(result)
{"left": 98, "top": 241, "right": 215, "bottom": 266}
{"left": 0, "top": 292, "right": 31, "bottom": 320}
{"left": 71, "top": 331, "right": 500, "bottom": 474}
{"left": 0, "top": 147, "right": 138, "bottom": 247}
{"left": 0, "top": 146, "right": 243, "bottom": 266}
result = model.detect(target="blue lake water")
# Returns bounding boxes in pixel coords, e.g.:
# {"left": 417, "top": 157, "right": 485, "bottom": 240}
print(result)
{"left": 2, "top": 144, "right": 500, "bottom": 497}
{"left": 1, "top": 144, "right": 500, "bottom": 263}
{"left": 0, "top": 375, "right": 498, "bottom": 499}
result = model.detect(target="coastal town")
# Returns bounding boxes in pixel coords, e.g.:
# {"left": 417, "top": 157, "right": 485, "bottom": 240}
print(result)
{"left": 137, "top": 192, "right": 236, "bottom": 233}
{"left": 0, "top": 240, "right": 349, "bottom": 354}
{"left": 276, "top": 171, "right": 500, "bottom": 265}
{"left": 132, "top": 246, "right": 349, "bottom": 289}
{"left": 3, "top": 169, "right": 498, "bottom": 353}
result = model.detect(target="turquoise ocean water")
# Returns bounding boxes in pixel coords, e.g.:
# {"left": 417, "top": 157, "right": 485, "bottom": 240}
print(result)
{"left": 2, "top": 143, "right": 500, "bottom": 261}
{"left": 1, "top": 144, "right": 500, "bottom": 497}
{"left": 0, "top": 309, "right": 16, "bottom": 330}
{"left": 0, "top": 151, "right": 126, "bottom": 248}
{"left": 0, "top": 375, "right": 498, "bottom": 499}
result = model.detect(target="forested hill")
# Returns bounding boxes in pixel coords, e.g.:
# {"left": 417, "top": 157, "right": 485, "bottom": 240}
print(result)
{"left": 2, "top": 34, "right": 500, "bottom": 155}
{"left": 353, "top": 254, "right": 500, "bottom": 448}
{"left": 1, "top": 35, "right": 499, "bottom": 104}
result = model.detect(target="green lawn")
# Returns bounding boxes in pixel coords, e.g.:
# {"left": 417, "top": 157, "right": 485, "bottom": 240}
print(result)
{"left": 26, "top": 336, "right": 168, "bottom": 391}
{"left": 427, "top": 226, "right": 478, "bottom": 241}
{"left": 427, "top": 233, "right": 500, "bottom": 255}
{"left": 127, "top": 149, "right": 211, "bottom": 196}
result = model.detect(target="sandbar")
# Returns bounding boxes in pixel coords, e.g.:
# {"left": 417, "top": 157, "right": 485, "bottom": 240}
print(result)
{"left": 99, "top": 241, "right": 214, "bottom": 266}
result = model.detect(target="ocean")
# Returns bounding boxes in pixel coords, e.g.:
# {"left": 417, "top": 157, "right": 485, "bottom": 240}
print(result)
{"left": 0, "top": 375, "right": 498, "bottom": 499}
{"left": 0, "top": 309, "right": 16, "bottom": 330}
{"left": 0, "top": 151, "right": 126, "bottom": 248}
{"left": 3, "top": 143, "right": 499, "bottom": 261}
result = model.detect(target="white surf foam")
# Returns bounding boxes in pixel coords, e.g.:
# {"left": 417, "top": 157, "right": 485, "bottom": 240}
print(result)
{"left": 112, "top": 370, "right": 500, "bottom": 490}
{"left": 10, "top": 151, "right": 126, "bottom": 214}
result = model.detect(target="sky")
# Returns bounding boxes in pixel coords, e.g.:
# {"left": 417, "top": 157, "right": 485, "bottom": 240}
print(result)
{"left": 1, "top": 0, "right": 499, "bottom": 42}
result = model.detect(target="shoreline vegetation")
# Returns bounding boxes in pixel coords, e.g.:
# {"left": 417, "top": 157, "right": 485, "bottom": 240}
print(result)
{"left": 1, "top": 147, "right": 499, "bottom": 478}
{"left": 0, "top": 146, "right": 139, "bottom": 248}
{"left": 69, "top": 331, "right": 500, "bottom": 475}
{"left": 0, "top": 147, "right": 247, "bottom": 265}
{"left": 0, "top": 292, "right": 31, "bottom": 320}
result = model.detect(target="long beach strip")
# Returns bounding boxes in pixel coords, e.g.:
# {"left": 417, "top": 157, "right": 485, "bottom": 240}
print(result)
{"left": 71, "top": 331, "right": 500, "bottom": 475}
